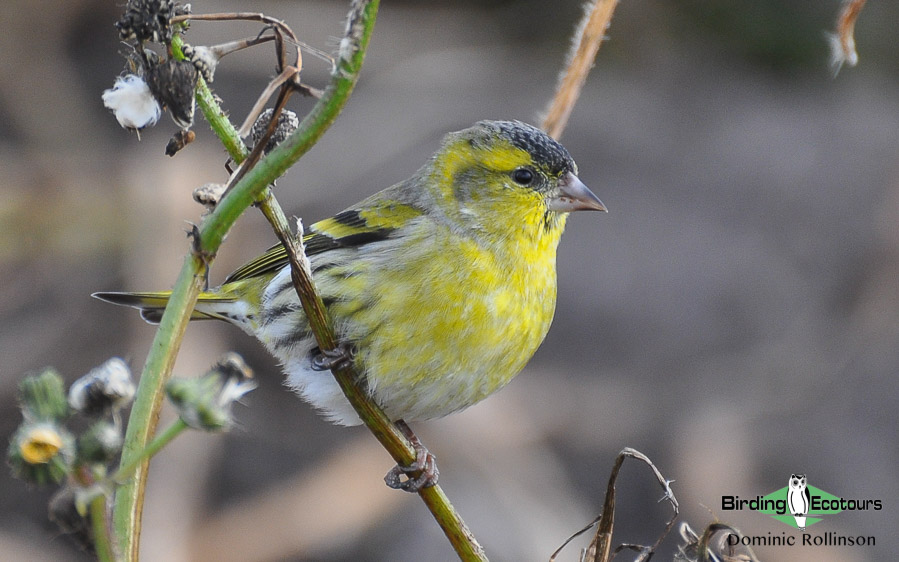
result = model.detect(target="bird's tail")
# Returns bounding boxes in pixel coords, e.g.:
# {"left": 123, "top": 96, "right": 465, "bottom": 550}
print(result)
{"left": 92, "top": 291, "right": 242, "bottom": 324}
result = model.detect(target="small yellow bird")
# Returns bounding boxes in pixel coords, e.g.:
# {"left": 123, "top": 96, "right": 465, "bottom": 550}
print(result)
{"left": 95, "top": 120, "right": 605, "bottom": 428}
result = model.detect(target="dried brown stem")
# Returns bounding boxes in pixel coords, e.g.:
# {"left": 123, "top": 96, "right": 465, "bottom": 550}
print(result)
{"left": 829, "top": 0, "right": 867, "bottom": 74}
{"left": 237, "top": 67, "right": 300, "bottom": 138}
{"left": 173, "top": 12, "right": 302, "bottom": 72}
{"left": 542, "top": 0, "right": 620, "bottom": 140}
{"left": 550, "top": 448, "right": 678, "bottom": 562}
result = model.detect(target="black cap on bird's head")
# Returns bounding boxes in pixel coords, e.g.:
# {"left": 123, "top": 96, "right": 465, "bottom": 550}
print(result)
{"left": 470, "top": 120, "right": 577, "bottom": 178}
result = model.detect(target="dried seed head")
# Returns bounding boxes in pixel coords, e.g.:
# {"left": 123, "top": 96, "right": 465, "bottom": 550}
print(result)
{"left": 166, "top": 352, "right": 255, "bottom": 432}
{"left": 182, "top": 43, "right": 217, "bottom": 83}
{"left": 249, "top": 108, "right": 299, "bottom": 154}
{"left": 145, "top": 59, "right": 198, "bottom": 129}
{"left": 115, "top": 0, "right": 177, "bottom": 44}
{"left": 193, "top": 182, "right": 227, "bottom": 209}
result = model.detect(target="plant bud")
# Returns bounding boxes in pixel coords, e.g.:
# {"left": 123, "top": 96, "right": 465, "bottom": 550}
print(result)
{"left": 76, "top": 421, "right": 123, "bottom": 465}
{"left": 19, "top": 368, "right": 69, "bottom": 422}
{"left": 166, "top": 352, "right": 255, "bottom": 431}
{"left": 69, "top": 358, "right": 136, "bottom": 417}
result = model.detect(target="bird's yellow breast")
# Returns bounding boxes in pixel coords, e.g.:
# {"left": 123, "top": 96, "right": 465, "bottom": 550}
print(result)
{"left": 322, "top": 209, "right": 564, "bottom": 420}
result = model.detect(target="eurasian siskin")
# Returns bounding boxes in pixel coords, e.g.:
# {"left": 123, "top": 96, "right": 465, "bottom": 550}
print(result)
{"left": 95, "top": 120, "right": 606, "bottom": 426}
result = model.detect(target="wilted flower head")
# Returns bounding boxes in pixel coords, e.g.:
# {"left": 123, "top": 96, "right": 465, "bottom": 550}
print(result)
{"left": 166, "top": 352, "right": 255, "bottom": 431}
{"left": 68, "top": 357, "right": 136, "bottom": 417}
{"left": 145, "top": 59, "right": 198, "bottom": 129}
{"left": 102, "top": 74, "right": 162, "bottom": 132}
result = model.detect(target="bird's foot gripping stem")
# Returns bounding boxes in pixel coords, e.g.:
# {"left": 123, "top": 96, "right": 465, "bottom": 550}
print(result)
{"left": 384, "top": 420, "right": 439, "bottom": 493}
{"left": 310, "top": 343, "right": 355, "bottom": 372}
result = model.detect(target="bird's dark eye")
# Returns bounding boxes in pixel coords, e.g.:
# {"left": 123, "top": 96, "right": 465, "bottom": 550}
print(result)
{"left": 511, "top": 167, "right": 535, "bottom": 185}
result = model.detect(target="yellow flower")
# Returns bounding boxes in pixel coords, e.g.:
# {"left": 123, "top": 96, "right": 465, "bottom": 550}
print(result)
{"left": 8, "top": 422, "right": 74, "bottom": 485}
{"left": 20, "top": 426, "right": 63, "bottom": 464}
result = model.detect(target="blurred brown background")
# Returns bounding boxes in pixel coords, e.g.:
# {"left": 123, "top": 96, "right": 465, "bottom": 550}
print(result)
{"left": 1, "top": 1, "right": 897, "bottom": 560}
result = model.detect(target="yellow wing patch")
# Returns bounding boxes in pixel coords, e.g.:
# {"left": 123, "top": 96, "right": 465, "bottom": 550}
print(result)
{"left": 224, "top": 202, "right": 423, "bottom": 284}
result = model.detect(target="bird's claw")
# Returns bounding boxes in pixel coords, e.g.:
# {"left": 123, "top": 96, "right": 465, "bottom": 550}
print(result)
{"left": 310, "top": 343, "right": 355, "bottom": 371}
{"left": 384, "top": 443, "right": 439, "bottom": 493}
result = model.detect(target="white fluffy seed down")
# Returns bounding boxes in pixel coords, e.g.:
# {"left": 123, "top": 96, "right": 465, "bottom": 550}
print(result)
{"left": 102, "top": 74, "right": 161, "bottom": 130}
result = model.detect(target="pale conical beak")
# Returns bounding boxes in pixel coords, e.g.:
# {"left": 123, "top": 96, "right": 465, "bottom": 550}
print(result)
{"left": 547, "top": 172, "right": 608, "bottom": 212}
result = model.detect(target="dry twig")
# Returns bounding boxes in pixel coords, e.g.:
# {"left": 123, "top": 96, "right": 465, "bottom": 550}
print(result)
{"left": 550, "top": 448, "right": 678, "bottom": 562}
{"left": 542, "top": 0, "right": 620, "bottom": 140}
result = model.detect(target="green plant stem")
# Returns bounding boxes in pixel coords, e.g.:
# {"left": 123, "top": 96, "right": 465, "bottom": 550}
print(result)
{"left": 112, "top": 3, "right": 381, "bottom": 560}
{"left": 89, "top": 492, "right": 115, "bottom": 562}
{"left": 112, "top": 254, "right": 206, "bottom": 560}
{"left": 113, "top": 418, "right": 188, "bottom": 485}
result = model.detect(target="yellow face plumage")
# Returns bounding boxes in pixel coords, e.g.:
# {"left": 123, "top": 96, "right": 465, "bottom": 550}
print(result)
{"left": 427, "top": 120, "right": 605, "bottom": 243}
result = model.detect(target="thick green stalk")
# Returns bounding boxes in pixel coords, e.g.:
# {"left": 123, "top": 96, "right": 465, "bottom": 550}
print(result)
{"left": 112, "top": 253, "right": 206, "bottom": 560}
{"left": 112, "top": 2, "right": 380, "bottom": 559}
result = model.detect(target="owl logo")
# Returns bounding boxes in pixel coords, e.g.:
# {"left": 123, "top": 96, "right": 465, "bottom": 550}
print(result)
{"left": 788, "top": 474, "right": 810, "bottom": 530}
